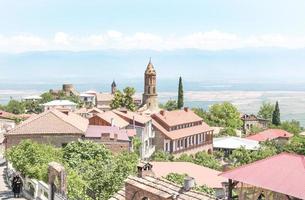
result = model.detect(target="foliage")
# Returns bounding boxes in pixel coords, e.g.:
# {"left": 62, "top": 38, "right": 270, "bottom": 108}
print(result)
{"left": 197, "top": 102, "right": 242, "bottom": 130}
{"left": 165, "top": 173, "right": 187, "bottom": 185}
{"left": 280, "top": 120, "right": 303, "bottom": 134}
{"left": 131, "top": 136, "right": 142, "bottom": 156}
{"left": 151, "top": 150, "right": 174, "bottom": 161}
{"left": 192, "top": 108, "right": 210, "bottom": 124}
{"left": 6, "top": 140, "right": 62, "bottom": 182}
{"left": 249, "top": 125, "right": 263, "bottom": 134}
{"left": 219, "top": 127, "right": 237, "bottom": 136}
{"left": 110, "top": 87, "right": 136, "bottom": 111}
{"left": 40, "top": 92, "right": 55, "bottom": 103}
{"left": 229, "top": 144, "right": 278, "bottom": 167}
{"left": 5, "top": 99, "right": 26, "bottom": 114}
{"left": 177, "top": 76, "right": 184, "bottom": 109}
{"left": 175, "top": 153, "right": 194, "bottom": 162}
{"left": 193, "top": 151, "right": 222, "bottom": 170}
{"left": 257, "top": 101, "right": 274, "bottom": 121}
{"left": 62, "top": 140, "right": 113, "bottom": 169}
{"left": 285, "top": 135, "right": 305, "bottom": 155}
{"left": 24, "top": 100, "right": 43, "bottom": 114}
{"left": 272, "top": 101, "right": 281, "bottom": 126}
{"left": 213, "top": 150, "right": 224, "bottom": 160}
{"left": 160, "top": 100, "right": 178, "bottom": 111}
{"left": 195, "top": 185, "right": 215, "bottom": 196}
{"left": 7, "top": 140, "right": 139, "bottom": 200}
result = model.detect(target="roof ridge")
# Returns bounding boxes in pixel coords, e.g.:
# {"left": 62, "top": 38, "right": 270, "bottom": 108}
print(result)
{"left": 51, "top": 110, "right": 85, "bottom": 133}
{"left": 7, "top": 110, "right": 51, "bottom": 134}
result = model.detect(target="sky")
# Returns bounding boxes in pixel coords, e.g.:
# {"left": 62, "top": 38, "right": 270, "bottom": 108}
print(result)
{"left": 0, "top": 0, "right": 305, "bottom": 84}
{"left": 0, "top": 0, "right": 305, "bottom": 52}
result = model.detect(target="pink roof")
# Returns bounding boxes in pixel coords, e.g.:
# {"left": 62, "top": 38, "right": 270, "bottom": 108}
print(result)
{"left": 220, "top": 153, "right": 305, "bottom": 199}
{"left": 94, "top": 111, "right": 129, "bottom": 128}
{"left": 0, "top": 110, "right": 17, "bottom": 119}
{"left": 85, "top": 125, "right": 129, "bottom": 142}
{"left": 113, "top": 110, "right": 151, "bottom": 125}
{"left": 152, "top": 109, "right": 202, "bottom": 127}
{"left": 152, "top": 119, "right": 213, "bottom": 140}
{"left": 151, "top": 162, "right": 226, "bottom": 189}
{"left": 246, "top": 129, "right": 293, "bottom": 142}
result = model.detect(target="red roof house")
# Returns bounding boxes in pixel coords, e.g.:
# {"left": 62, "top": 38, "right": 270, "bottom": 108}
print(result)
{"left": 220, "top": 153, "right": 305, "bottom": 200}
{"left": 246, "top": 129, "right": 293, "bottom": 142}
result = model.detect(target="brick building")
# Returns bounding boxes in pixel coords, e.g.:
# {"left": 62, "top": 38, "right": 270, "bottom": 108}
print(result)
{"left": 88, "top": 111, "right": 129, "bottom": 128}
{"left": 85, "top": 125, "right": 130, "bottom": 153}
{"left": 110, "top": 162, "right": 215, "bottom": 200}
{"left": 241, "top": 114, "right": 268, "bottom": 134}
{"left": 4, "top": 109, "right": 88, "bottom": 149}
{"left": 152, "top": 108, "right": 213, "bottom": 156}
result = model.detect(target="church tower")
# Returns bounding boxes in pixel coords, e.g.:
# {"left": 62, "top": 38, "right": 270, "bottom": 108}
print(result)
{"left": 111, "top": 80, "right": 117, "bottom": 94}
{"left": 142, "top": 59, "right": 158, "bottom": 111}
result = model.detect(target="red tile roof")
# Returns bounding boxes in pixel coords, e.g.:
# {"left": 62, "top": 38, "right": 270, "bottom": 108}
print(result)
{"left": 220, "top": 153, "right": 305, "bottom": 200}
{"left": 151, "top": 162, "right": 226, "bottom": 189}
{"left": 152, "top": 119, "right": 212, "bottom": 140}
{"left": 113, "top": 110, "right": 151, "bottom": 125}
{"left": 246, "top": 129, "right": 293, "bottom": 142}
{"left": 85, "top": 125, "right": 129, "bottom": 142}
{"left": 152, "top": 109, "right": 202, "bottom": 127}
{"left": 0, "top": 110, "right": 17, "bottom": 120}
{"left": 94, "top": 111, "right": 129, "bottom": 128}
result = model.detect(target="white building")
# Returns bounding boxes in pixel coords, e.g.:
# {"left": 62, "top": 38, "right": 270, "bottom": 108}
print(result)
{"left": 213, "top": 136, "right": 260, "bottom": 156}
{"left": 43, "top": 100, "right": 77, "bottom": 112}
{"left": 79, "top": 93, "right": 96, "bottom": 107}
{"left": 113, "top": 110, "right": 155, "bottom": 160}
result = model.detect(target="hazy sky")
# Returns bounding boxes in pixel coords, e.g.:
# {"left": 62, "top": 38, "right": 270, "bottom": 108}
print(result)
{"left": 0, "top": 0, "right": 305, "bottom": 52}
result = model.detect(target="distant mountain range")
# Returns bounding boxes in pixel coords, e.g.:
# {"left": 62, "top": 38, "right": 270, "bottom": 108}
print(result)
{"left": 1, "top": 48, "right": 305, "bottom": 87}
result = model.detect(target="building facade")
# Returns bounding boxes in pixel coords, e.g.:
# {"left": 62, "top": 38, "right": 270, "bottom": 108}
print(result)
{"left": 152, "top": 108, "right": 214, "bottom": 156}
{"left": 241, "top": 114, "right": 268, "bottom": 134}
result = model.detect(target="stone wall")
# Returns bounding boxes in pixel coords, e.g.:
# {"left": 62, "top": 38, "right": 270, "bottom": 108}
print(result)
{"left": 5, "top": 134, "right": 82, "bottom": 149}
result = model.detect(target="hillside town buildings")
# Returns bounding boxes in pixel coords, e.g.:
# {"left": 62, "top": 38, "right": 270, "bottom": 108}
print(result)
{"left": 246, "top": 128, "right": 293, "bottom": 144}
{"left": 43, "top": 100, "right": 77, "bottom": 112}
{"left": 152, "top": 108, "right": 214, "bottom": 156}
{"left": 241, "top": 114, "right": 268, "bottom": 134}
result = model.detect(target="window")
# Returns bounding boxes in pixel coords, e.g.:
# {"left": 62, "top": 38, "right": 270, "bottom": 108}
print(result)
{"left": 165, "top": 143, "right": 169, "bottom": 152}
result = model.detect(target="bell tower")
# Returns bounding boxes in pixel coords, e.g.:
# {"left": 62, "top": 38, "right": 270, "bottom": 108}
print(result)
{"left": 142, "top": 58, "right": 158, "bottom": 111}
{"left": 111, "top": 80, "right": 117, "bottom": 94}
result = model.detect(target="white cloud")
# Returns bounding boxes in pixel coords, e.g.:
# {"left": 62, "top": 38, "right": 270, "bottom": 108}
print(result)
{"left": 0, "top": 31, "right": 305, "bottom": 52}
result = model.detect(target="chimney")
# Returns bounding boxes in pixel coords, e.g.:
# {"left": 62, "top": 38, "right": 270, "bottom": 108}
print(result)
{"left": 111, "top": 118, "right": 115, "bottom": 127}
{"left": 137, "top": 162, "right": 153, "bottom": 178}
{"left": 184, "top": 107, "right": 189, "bottom": 112}
{"left": 160, "top": 110, "right": 165, "bottom": 116}
{"left": 133, "top": 116, "right": 136, "bottom": 129}
{"left": 183, "top": 176, "right": 195, "bottom": 191}
{"left": 113, "top": 133, "right": 118, "bottom": 141}
{"left": 101, "top": 133, "right": 111, "bottom": 141}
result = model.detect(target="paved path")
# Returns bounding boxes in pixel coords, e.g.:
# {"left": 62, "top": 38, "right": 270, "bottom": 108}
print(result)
{"left": 0, "top": 164, "right": 26, "bottom": 200}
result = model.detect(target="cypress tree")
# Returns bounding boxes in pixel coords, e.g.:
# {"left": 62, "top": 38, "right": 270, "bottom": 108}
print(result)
{"left": 272, "top": 101, "right": 281, "bottom": 126}
{"left": 177, "top": 76, "right": 184, "bottom": 109}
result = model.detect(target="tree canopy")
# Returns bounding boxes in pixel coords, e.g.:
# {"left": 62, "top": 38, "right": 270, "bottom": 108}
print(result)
{"left": 6, "top": 140, "right": 139, "bottom": 200}
{"left": 110, "top": 87, "right": 136, "bottom": 111}
{"left": 257, "top": 102, "right": 274, "bottom": 121}
{"left": 160, "top": 100, "right": 178, "bottom": 111}
{"left": 194, "top": 102, "right": 242, "bottom": 130}
{"left": 272, "top": 101, "right": 281, "bottom": 126}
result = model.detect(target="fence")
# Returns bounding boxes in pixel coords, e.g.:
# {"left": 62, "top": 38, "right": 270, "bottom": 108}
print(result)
{"left": 6, "top": 163, "right": 66, "bottom": 200}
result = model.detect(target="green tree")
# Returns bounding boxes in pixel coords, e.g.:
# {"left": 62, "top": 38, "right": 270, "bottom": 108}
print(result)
{"left": 249, "top": 125, "right": 263, "bottom": 134}
{"left": 192, "top": 108, "right": 211, "bottom": 124}
{"left": 219, "top": 127, "right": 237, "bottom": 137}
{"left": 257, "top": 102, "right": 274, "bottom": 121}
{"left": 110, "top": 87, "right": 136, "bottom": 111}
{"left": 160, "top": 100, "right": 178, "bottom": 111}
{"left": 24, "top": 100, "right": 43, "bottom": 114}
{"left": 272, "top": 101, "right": 281, "bottom": 126}
{"left": 285, "top": 135, "right": 305, "bottom": 155}
{"left": 177, "top": 76, "right": 184, "bottom": 109}
{"left": 280, "top": 120, "right": 303, "bottom": 134}
{"left": 152, "top": 150, "right": 174, "bottom": 161}
{"left": 5, "top": 99, "right": 25, "bottom": 114}
{"left": 193, "top": 151, "right": 222, "bottom": 170}
{"left": 131, "top": 136, "right": 142, "bottom": 156}
{"left": 6, "top": 140, "right": 62, "bottom": 181}
{"left": 40, "top": 92, "right": 55, "bottom": 103}
{"left": 203, "top": 102, "right": 242, "bottom": 129}
{"left": 63, "top": 140, "right": 112, "bottom": 169}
